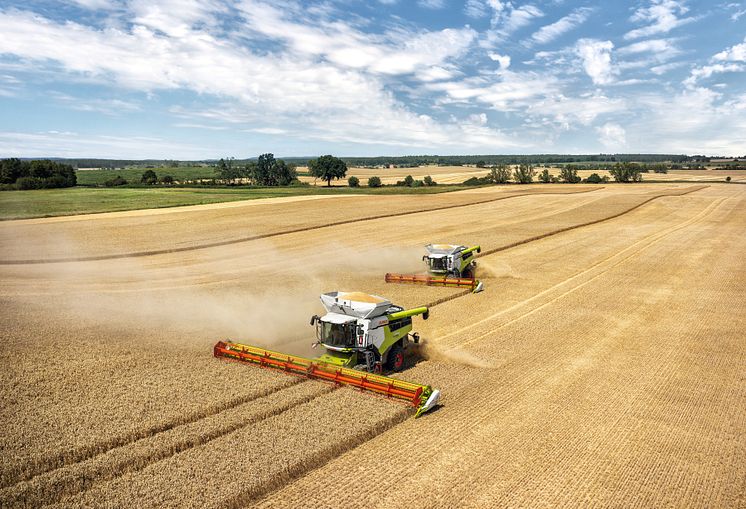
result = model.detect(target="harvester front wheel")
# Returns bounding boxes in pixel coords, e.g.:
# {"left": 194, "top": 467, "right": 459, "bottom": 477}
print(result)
{"left": 386, "top": 343, "right": 405, "bottom": 372}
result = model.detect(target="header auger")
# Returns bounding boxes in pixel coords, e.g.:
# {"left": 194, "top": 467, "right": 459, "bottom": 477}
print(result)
{"left": 214, "top": 291, "right": 440, "bottom": 417}
{"left": 385, "top": 244, "right": 484, "bottom": 293}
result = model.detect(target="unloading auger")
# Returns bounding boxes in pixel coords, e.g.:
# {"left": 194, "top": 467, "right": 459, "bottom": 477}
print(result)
{"left": 214, "top": 291, "right": 441, "bottom": 417}
{"left": 385, "top": 244, "right": 484, "bottom": 293}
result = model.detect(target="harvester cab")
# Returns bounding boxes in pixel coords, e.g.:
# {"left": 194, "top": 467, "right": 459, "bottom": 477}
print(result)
{"left": 311, "top": 291, "right": 428, "bottom": 373}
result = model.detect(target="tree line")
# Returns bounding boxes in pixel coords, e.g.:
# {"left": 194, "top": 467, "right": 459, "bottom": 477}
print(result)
{"left": 0, "top": 158, "right": 76, "bottom": 190}
{"left": 462, "top": 162, "right": 646, "bottom": 185}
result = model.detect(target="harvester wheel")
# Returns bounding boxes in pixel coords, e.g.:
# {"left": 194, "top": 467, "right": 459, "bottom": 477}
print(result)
{"left": 386, "top": 343, "right": 405, "bottom": 372}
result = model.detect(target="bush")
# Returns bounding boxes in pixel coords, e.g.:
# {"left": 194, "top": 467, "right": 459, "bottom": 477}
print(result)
{"left": 463, "top": 176, "right": 492, "bottom": 186}
{"left": 348, "top": 176, "right": 360, "bottom": 187}
{"left": 104, "top": 175, "right": 128, "bottom": 187}
{"left": 538, "top": 169, "right": 552, "bottom": 183}
{"left": 16, "top": 177, "right": 41, "bottom": 190}
{"left": 159, "top": 175, "right": 174, "bottom": 185}
{"left": 585, "top": 173, "right": 603, "bottom": 184}
{"left": 726, "top": 176, "right": 731, "bottom": 182}
{"left": 423, "top": 175, "right": 436, "bottom": 186}
{"left": 367, "top": 176, "right": 382, "bottom": 188}
{"left": 141, "top": 169, "right": 158, "bottom": 184}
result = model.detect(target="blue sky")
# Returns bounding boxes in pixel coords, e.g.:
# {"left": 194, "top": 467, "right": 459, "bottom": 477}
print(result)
{"left": 0, "top": 0, "right": 744, "bottom": 158}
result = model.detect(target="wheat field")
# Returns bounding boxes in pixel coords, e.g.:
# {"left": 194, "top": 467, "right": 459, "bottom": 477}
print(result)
{"left": 1, "top": 181, "right": 744, "bottom": 507}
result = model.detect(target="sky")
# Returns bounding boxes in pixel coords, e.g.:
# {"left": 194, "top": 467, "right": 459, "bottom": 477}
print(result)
{"left": 0, "top": 0, "right": 744, "bottom": 159}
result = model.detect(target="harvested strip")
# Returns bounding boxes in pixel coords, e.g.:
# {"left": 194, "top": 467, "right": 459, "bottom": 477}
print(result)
{"left": 478, "top": 185, "right": 706, "bottom": 256}
{"left": 50, "top": 389, "right": 409, "bottom": 509}
{"left": 0, "top": 343, "right": 299, "bottom": 489}
{"left": 0, "top": 187, "right": 602, "bottom": 264}
{"left": 0, "top": 381, "right": 328, "bottom": 508}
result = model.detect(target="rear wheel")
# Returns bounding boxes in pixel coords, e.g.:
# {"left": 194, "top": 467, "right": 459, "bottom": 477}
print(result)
{"left": 385, "top": 343, "right": 404, "bottom": 372}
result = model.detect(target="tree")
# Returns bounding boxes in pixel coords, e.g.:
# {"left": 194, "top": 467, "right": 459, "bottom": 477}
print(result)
{"left": 308, "top": 154, "right": 347, "bottom": 187}
{"left": 348, "top": 176, "right": 360, "bottom": 187}
{"left": 423, "top": 175, "right": 436, "bottom": 186}
{"left": 489, "top": 164, "right": 511, "bottom": 184}
{"left": 538, "top": 169, "right": 552, "bottom": 183}
{"left": 368, "top": 176, "right": 382, "bottom": 188}
{"left": 251, "top": 153, "right": 297, "bottom": 186}
{"left": 403, "top": 175, "right": 414, "bottom": 187}
{"left": 1, "top": 159, "right": 75, "bottom": 189}
{"left": 0, "top": 158, "right": 24, "bottom": 184}
{"left": 559, "top": 166, "right": 581, "bottom": 183}
{"left": 609, "top": 162, "right": 643, "bottom": 182}
{"left": 160, "top": 175, "right": 174, "bottom": 185}
{"left": 141, "top": 169, "right": 158, "bottom": 184}
{"left": 215, "top": 157, "right": 240, "bottom": 183}
{"left": 476, "top": 160, "right": 486, "bottom": 168}
{"left": 513, "top": 164, "right": 535, "bottom": 184}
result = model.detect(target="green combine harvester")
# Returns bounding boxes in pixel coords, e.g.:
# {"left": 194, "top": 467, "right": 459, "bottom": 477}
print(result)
{"left": 214, "top": 291, "right": 440, "bottom": 417}
{"left": 386, "top": 244, "right": 484, "bottom": 292}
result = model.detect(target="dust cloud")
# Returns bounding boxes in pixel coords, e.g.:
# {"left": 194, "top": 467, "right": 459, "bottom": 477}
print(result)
{"left": 3, "top": 231, "right": 430, "bottom": 357}
{"left": 419, "top": 342, "right": 494, "bottom": 369}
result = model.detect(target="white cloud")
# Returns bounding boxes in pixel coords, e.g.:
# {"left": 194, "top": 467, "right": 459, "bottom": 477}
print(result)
{"left": 464, "top": 0, "right": 488, "bottom": 18}
{"left": 529, "top": 7, "right": 592, "bottom": 45}
{"left": 418, "top": 0, "right": 446, "bottom": 8}
{"left": 236, "top": 1, "right": 476, "bottom": 77}
{"left": 685, "top": 37, "right": 746, "bottom": 86}
{"left": 484, "top": 3, "right": 543, "bottom": 45}
{"left": 625, "top": 0, "right": 695, "bottom": 40}
{"left": 596, "top": 122, "right": 626, "bottom": 149}
{"left": 650, "top": 61, "right": 686, "bottom": 74}
{"left": 575, "top": 39, "right": 616, "bottom": 85}
{"left": 630, "top": 86, "right": 746, "bottom": 154}
{"left": 0, "top": 130, "right": 207, "bottom": 159}
{"left": 488, "top": 52, "right": 511, "bottom": 69}
{"left": 713, "top": 38, "right": 746, "bottom": 62}
{"left": 684, "top": 63, "right": 745, "bottom": 86}
{"left": 427, "top": 70, "right": 558, "bottom": 113}
{"left": 67, "top": 0, "right": 120, "bottom": 9}
{"left": 0, "top": 8, "right": 511, "bottom": 151}
{"left": 617, "top": 38, "right": 680, "bottom": 57}
{"left": 51, "top": 93, "right": 142, "bottom": 115}
{"left": 526, "top": 92, "right": 626, "bottom": 129}
{"left": 501, "top": 4, "right": 543, "bottom": 33}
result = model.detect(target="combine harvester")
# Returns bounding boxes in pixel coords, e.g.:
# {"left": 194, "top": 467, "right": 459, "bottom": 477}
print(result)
{"left": 214, "top": 291, "right": 440, "bottom": 417}
{"left": 386, "top": 244, "right": 484, "bottom": 293}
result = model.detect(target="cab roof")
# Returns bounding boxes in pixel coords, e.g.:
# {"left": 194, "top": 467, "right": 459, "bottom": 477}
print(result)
{"left": 425, "top": 244, "right": 467, "bottom": 255}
